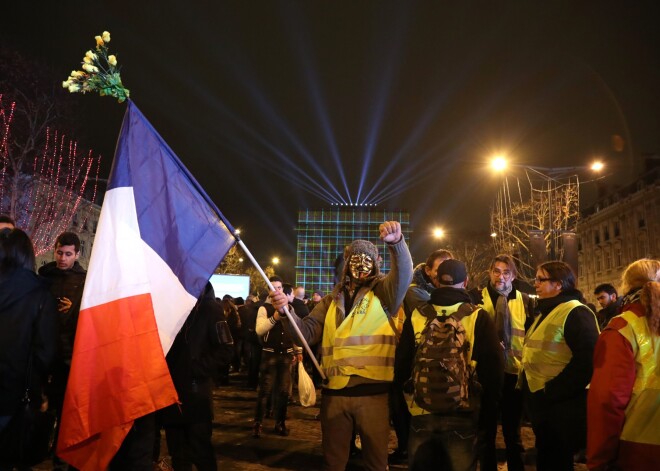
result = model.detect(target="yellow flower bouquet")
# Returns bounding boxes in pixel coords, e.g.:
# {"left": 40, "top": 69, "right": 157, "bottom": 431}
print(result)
{"left": 62, "top": 31, "right": 130, "bottom": 102}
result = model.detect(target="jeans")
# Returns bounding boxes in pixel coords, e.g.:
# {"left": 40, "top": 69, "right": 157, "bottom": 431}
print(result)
{"left": 254, "top": 351, "right": 292, "bottom": 423}
{"left": 408, "top": 413, "right": 478, "bottom": 471}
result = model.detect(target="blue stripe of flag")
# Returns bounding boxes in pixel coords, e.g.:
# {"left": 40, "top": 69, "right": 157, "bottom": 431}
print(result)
{"left": 108, "top": 100, "right": 236, "bottom": 298}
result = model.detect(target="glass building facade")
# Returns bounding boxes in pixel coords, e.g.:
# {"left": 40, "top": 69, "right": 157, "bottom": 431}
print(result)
{"left": 295, "top": 207, "right": 411, "bottom": 295}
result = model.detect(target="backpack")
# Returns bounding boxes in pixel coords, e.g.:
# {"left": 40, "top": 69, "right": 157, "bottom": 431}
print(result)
{"left": 411, "top": 302, "right": 476, "bottom": 413}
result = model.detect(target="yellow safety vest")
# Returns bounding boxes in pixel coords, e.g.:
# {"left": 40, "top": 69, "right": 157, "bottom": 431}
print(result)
{"left": 480, "top": 288, "right": 526, "bottom": 374}
{"left": 321, "top": 291, "right": 397, "bottom": 390}
{"left": 521, "top": 299, "right": 596, "bottom": 393}
{"left": 617, "top": 310, "right": 660, "bottom": 446}
{"left": 406, "top": 302, "right": 479, "bottom": 416}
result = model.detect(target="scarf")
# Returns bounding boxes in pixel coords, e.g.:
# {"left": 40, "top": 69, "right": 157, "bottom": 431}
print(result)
{"left": 493, "top": 284, "right": 514, "bottom": 373}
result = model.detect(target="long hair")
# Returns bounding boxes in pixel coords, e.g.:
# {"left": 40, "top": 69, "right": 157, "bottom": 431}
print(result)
{"left": 641, "top": 281, "right": 660, "bottom": 336}
{"left": 620, "top": 259, "right": 660, "bottom": 296}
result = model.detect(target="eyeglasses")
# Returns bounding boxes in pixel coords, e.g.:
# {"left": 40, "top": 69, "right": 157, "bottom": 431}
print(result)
{"left": 492, "top": 269, "right": 512, "bottom": 279}
{"left": 534, "top": 277, "right": 553, "bottom": 284}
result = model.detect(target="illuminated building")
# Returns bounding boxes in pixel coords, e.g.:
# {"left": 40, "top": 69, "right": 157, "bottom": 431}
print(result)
{"left": 295, "top": 206, "right": 411, "bottom": 295}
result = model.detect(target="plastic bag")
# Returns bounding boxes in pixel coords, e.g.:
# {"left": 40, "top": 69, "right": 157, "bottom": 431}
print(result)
{"left": 297, "top": 362, "right": 316, "bottom": 407}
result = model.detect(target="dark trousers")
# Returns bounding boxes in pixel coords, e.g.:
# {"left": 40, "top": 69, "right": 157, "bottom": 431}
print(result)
{"left": 525, "top": 387, "right": 587, "bottom": 471}
{"left": 254, "top": 351, "right": 292, "bottom": 423}
{"left": 389, "top": 384, "right": 411, "bottom": 452}
{"left": 478, "top": 373, "right": 524, "bottom": 471}
{"left": 245, "top": 341, "right": 262, "bottom": 389}
{"left": 164, "top": 421, "right": 216, "bottom": 471}
{"left": 109, "top": 412, "right": 157, "bottom": 471}
{"left": 408, "top": 413, "right": 478, "bottom": 471}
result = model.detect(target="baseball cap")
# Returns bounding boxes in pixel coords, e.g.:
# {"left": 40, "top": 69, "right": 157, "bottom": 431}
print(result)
{"left": 436, "top": 259, "right": 468, "bottom": 285}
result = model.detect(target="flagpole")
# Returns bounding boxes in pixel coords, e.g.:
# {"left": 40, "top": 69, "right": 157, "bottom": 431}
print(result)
{"left": 236, "top": 239, "right": 326, "bottom": 381}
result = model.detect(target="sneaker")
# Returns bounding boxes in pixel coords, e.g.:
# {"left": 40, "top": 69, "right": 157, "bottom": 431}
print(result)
{"left": 253, "top": 422, "right": 262, "bottom": 438}
{"left": 273, "top": 421, "right": 289, "bottom": 436}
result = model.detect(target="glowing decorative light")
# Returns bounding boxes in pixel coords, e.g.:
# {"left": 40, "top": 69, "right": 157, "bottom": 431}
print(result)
{"left": 491, "top": 156, "right": 508, "bottom": 172}
{"left": 234, "top": 228, "right": 241, "bottom": 235}
{"left": 272, "top": 257, "right": 280, "bottom": 265}
{"left": 491, "top": 232, "right": 497, "bottom": 238}
{"left": 433, "top": 228, "right": 445, "bottom": 239}
{"left": 591, "top": 161, "right": 604, "bottom": 172}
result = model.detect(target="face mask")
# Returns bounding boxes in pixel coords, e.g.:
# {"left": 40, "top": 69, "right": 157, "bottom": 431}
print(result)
{"left": 349, "top": 253, "right": 374, "bottom": 280}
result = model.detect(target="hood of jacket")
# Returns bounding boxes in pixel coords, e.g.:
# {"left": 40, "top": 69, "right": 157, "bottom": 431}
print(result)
{"left": 38, "top": 260, "right": 87, "bottom": 277}
{"left": 429, "top": 286, "right": 473, "bottom": 307}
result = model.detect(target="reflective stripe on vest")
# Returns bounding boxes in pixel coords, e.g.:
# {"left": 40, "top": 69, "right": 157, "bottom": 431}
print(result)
{"left": 617, "top": 310, "right": 660, "bottom": 446}
{"left": 522, "top": 299, "right": 589, "bottom": 393}
{"left": 480, "top": 287, "right": 526, "bottom": 374}
{"left": 321, "top": 291, "right": 397, "bottom": 389}
{"left": 405, "top": 302, "right": 479, "bottom": 416}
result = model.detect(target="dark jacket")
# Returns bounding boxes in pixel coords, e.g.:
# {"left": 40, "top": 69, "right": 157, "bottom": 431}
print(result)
{"left": 596, "top": 297, "right": 623, "bottom": 330}
{"left": 161, "top": 287, "right": 234, "bottom": 424}
{"left": 396, "top": 287, "right": 504, "bottom": 409}
{"left": 38, "top": 261, "right": 86, "bottom": 365}
{"left": 0, "top": 268, "right": 58, "bottom": 414}
{"left": 291, "top": 298, "right": 310, "bottom": 318}
{"left": 521, "top": 289, "right": 599, "bottom": 451}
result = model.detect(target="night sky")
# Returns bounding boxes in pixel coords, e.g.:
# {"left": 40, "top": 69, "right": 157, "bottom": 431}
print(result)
{"left": 2, "top": 1, "right": 659, "bottom": 281}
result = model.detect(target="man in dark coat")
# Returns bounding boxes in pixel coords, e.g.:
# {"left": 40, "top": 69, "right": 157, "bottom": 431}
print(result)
{"left": 161, "top": 283, "right": 234, "bottom": 471}
{"left": 38, "top": 231, "right": 86, "bottom": 470}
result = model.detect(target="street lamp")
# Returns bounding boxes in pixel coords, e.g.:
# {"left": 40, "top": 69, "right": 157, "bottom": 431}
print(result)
{"left": 489, "top": 155, "right": 605, "bottom": 277}
{"left": 433, "top": 227, "right": 445, "bottom": 239}
{"left": 272, "top": 257, "right": 280, "bottom": 265}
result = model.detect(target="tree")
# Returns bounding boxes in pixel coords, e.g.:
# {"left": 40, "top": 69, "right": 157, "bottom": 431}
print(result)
{"left": 490, "top": 171, "right": 580, "bottom": 281}
{"left": 0, "top": 47, "right": 102, "bottom": 254}
{"left": 215, "top": 245, "right": 275, "bottom": 297}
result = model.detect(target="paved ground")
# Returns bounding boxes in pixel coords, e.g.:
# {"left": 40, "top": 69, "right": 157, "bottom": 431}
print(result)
{"left": 36, "top": 372, "right": 589, "bottom": 470}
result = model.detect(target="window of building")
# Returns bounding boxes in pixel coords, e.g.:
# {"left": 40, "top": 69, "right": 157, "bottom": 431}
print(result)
{"left": 603, "top": 224, "right": 610, "bottom": 241}
{"left": 604, "top": 250, "right": 612, "bottom": 270}
{"left": 594, "top": 231, "right": 600, "bottom": 245}
{"left": 615, "top": 247, "right": 622, "bottom": 267}
{"left": 595, "top": 256, "right": 602, "bottom": 273}
{"left": 614, "top": 220, "right": 620, "bottom": 237}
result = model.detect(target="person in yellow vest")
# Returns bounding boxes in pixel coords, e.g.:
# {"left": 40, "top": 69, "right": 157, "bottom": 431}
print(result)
{"left": 390, "top": 249, "right": 454, "bottom": 465}
{"left": 475, "top": 254, "right": 534, "bottom": 471}
{"left": 401, "top": 259, "right": 504, "bottom": 471}
{"left": 279, "top": 221, "right": 413, "bottom": 471}
{"left": 520, "top": 261, "right": 599, "bottom": 471}
{"left": 587, "top": 259, "right": 660, "bottom": 470}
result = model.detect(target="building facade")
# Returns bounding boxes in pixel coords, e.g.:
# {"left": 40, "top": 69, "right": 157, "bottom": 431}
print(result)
{"left": 577, "top": 166, "right": 659, "bottom": 303}
{"left": 295, "top": 207, "right": 411, "bottom": 295}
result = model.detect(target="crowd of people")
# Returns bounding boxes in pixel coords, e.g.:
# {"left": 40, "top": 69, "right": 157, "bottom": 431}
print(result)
{"left": 1, "top": 215, "right": 659, "bottom": 471}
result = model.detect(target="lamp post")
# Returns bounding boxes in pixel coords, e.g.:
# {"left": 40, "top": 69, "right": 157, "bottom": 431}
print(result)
{"left": 489, "top": 156, "right": 604, "bottom": 278}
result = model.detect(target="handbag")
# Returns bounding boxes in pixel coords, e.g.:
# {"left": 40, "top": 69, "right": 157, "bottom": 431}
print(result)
{"left": 297, "top": 362, "right": 317, "bottom": 407}
{"left": 0, "top": 353, "right": 57, "bottom": 467}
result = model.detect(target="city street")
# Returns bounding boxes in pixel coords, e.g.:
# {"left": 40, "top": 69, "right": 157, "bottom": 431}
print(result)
{"left": 36, "top": 371, "right": 589, "bottom": 470}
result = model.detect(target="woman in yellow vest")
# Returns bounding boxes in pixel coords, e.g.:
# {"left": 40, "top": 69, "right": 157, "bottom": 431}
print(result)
{"left": 587, "top": 259, "right": 660, "bottom": 470}
{"left": 520, "top": 261, "right": 599, "bottom": 471}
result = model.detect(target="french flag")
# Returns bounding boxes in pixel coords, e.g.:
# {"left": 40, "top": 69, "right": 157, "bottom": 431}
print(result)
{"left": 57, "top": 101, "right": 236, "bottom": 469}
